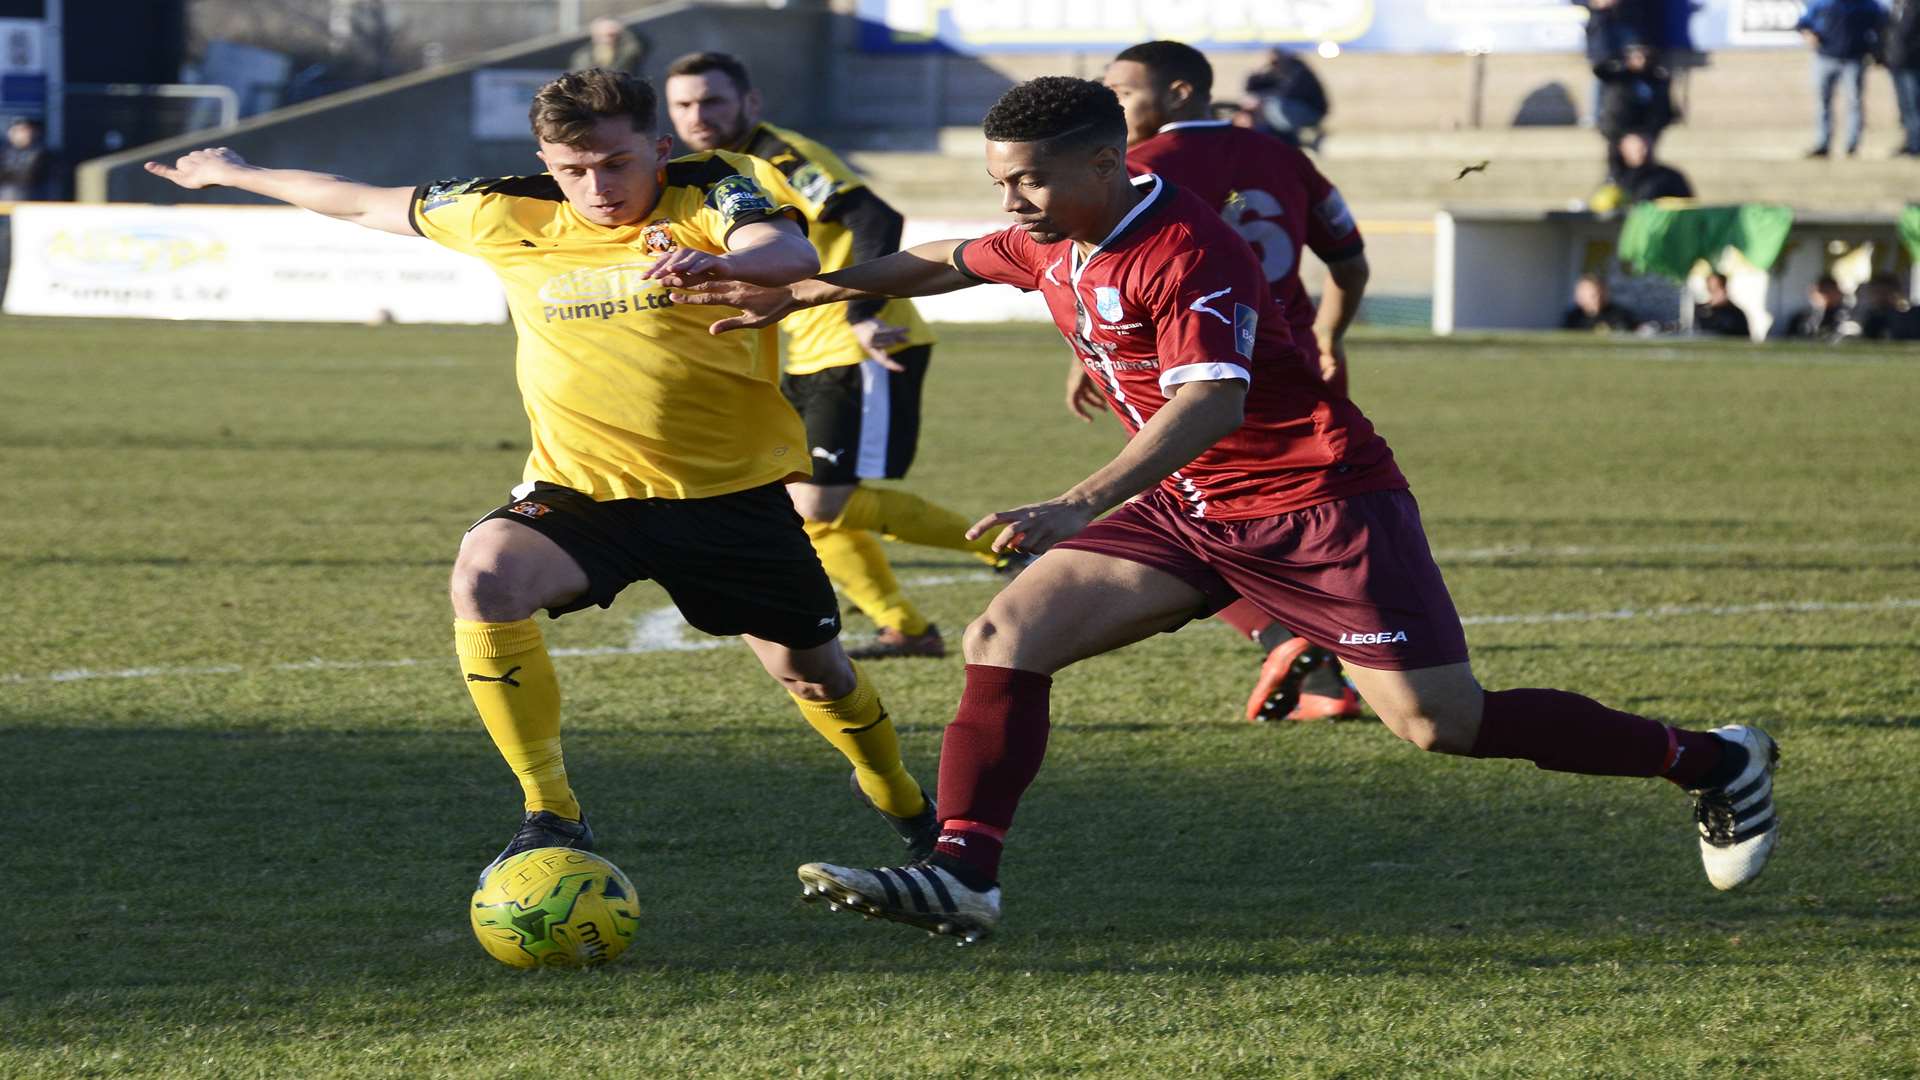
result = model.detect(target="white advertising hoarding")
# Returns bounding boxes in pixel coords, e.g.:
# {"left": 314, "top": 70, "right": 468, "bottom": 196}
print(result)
{"left": 2, "top": 203, "right": 507, "bottom": 324}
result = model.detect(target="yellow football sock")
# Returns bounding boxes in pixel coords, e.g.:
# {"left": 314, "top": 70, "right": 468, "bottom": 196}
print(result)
{"left": 791, "top": 664, "right": 925, "bottom": 819}
{"left": 838, "top": 486, "right": 1001, "bottom": 564}
{"left": 805, "top": 520, "right": 931, "bottom": 635}
{"left": 455, "top": 618, "right": 580, "bottom": 820}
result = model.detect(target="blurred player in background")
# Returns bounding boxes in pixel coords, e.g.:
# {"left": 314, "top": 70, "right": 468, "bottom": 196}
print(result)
{"left": 664, "top": 51, "right": 1017, "bottom": 661}
{"left": 144, "top": 68, "right": 939, "bottom": 880}
{"left": 1103, "top": 40, "right": 1370, "bottom": 723}
{"left": 673, "top": 77, "right": 1780, "bottom": 943}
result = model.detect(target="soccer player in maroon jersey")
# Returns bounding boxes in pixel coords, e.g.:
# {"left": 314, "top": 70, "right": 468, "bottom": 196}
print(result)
{"left": 1104, "top": 39, "right": 1376, "bottom": 724}
{"left": 667, "top": 77, "right": 1780, "bottom": 943}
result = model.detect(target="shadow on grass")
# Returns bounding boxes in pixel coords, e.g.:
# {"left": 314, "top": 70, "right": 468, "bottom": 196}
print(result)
{"left": 1447, "top": 559, "right": 1920, "bottom": 572}
{"left": 3, "top": 721, "right": 1909, "bottom": 1029}
{"left": 1481, "top": 642, "right": 1920, "bottom": 654}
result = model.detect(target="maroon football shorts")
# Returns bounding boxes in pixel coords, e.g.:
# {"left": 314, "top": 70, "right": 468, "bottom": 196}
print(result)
{"left": 1053, "top": 486, "right": 1470, "bottom": 671}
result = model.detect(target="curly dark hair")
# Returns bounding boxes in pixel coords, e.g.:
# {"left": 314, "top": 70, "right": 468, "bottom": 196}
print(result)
{"left": 1113, "top": 40, "right": 1213, "bottom": 99}
{"left": 981, "top": 76, "right": 1127, "bottom": 154}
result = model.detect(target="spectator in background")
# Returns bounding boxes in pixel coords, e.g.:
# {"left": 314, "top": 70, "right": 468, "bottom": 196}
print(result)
{"left": 1562, "top": 273, "right": 1638, "bottom": 332}
{"left": 1243, "top": 48, "right": 1327, "bottom": 146}
{"left": 1694, "top": 273, "right": 1751, "bottom": 338}
{"left": 1781, "top": 276, "right": 1850, "bottom": 340}
{"left": 569, "top": 18, "right": 648, "bottom": 77}
{"left": 1852, "top": 272, "right": 1920, "bottom": 339}
{"left": 1597, "top": 44, "right": 1676, "bottom": 182}
{"left": 1, "top": 117, "right": 48, "bottom": 201}
{"left": 1577, "top": 0, "right": 1645, "bottom": 126}
{"left": 1797, "top": 0, "right": 1887, "bottom": 156}
{"left": 1616, "top": 130, "right": 1693, "bottom": 202}
{"left": 1887, "top": 0, "right": 1920, "bottom": 156}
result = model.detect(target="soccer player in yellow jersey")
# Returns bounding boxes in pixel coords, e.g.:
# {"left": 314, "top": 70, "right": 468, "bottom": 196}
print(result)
{"left": 663, "top": 51, "right": 1018, "bottom": 660}
{"left": 142, "top": 69, "right": 939, "bottom": 880}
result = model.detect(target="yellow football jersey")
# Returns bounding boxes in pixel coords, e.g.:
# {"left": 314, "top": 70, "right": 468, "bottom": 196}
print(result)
{"left": 410, "top": 151, "right": 813, "bottom": 501}
{"left": 737, "top": 122, "right": 934, "bottom": 376}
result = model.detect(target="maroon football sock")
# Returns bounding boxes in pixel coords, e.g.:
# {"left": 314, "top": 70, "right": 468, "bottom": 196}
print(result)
{"left": 1470, "top": 687, "right": 1724, "bottom": 784}
{"left": 1214, "top": 599, "right": 1275, "bottom": 644}
{"left": 930, "top": 664, "right": 1053, "bottom": 883}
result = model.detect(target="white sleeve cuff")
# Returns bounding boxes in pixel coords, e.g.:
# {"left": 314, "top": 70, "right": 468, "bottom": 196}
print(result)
{"left": 1159, "top": 362, "right": 1251, "bottom": 393}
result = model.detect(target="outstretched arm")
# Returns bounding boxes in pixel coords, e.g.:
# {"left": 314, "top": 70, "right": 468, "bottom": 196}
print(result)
{"left": 642, "top": 216, "right": 820, "bottom": 289}
{"left": 971, "top": 378, "right": 1249, "bottom": 555}
{"left": 143, "top": 148, "right": 415, "bottom": 236}
{"left": 669, "top": 239, "right": 979, "bottom": 334}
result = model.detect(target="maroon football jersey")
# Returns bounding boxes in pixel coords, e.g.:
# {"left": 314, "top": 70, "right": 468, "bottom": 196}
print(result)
{"left": 1127, "top": 120, "right": 1364, "bottom": 352}
{"left": 953, "top": 174, "right": 1402, "bottom": 520}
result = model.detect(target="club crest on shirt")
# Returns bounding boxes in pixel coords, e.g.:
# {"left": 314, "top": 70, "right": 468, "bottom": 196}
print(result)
{"left": 640, "top": 219, "right": 677, "bottom": 255}
{"left": 506, "top": 501, "right": 551, "bottom": 519}
{"left": 1094, "top": 286, "right": 1124, "bottom": 323}
{"left": 1233, "top": 303, "right": 1257, "bottom": 359}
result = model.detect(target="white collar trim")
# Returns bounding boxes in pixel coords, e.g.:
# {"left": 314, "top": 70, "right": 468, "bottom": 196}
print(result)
{"left": 1071, "top": 173, "right": 1164, "bottom": 283}
{"left": 1156, "top": 119, "right": 1232, "bottom": 133}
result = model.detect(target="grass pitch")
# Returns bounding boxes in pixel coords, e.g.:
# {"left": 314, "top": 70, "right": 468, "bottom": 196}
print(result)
{"left": 3, "top": 316, "right": 1917, "bottom": 1078}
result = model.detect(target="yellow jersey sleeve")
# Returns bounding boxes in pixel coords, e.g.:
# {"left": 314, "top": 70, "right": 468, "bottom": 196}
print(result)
{"left": 409, "top": 175, "right": 563, "bottom": 255}
{"left": 661, "top": 150, "right": 809, "bottom": 253}
{"left": 746, "top": 125, "right": 867, "bottom": 220}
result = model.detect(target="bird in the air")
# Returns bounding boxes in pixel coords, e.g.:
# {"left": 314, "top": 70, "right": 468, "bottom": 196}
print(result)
{"left": 1454, "top": 160, "right": 1490, "bottom": 181}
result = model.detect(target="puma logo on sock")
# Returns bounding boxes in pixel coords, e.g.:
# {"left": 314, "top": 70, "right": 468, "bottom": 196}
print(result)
{"left": 466, "top": 666, "right": 522, "bottom": 687}
{"left": 840, "top": 709, "right": 889, "bottom": 735}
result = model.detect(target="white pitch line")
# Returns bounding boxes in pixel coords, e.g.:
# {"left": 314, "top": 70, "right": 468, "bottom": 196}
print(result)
{"left": 3, "top": 596, "right": 1916, "bottom": 687}
{"left": 1431, "top": 540, "right": 1919, "bottom": 562}
{"left": 1459, "top": 597, "right": 1920, "bottom": 626}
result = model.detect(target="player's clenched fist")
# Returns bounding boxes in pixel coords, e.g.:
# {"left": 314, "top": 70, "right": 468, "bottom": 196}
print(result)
{"left": 143, "top": 147, "right": 248, "bottom": 189}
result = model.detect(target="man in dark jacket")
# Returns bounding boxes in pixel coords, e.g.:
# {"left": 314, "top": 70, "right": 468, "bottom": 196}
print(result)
{"left": 1780, "top": 277, "right": 1849, "bottom": 340}
{"left": 1244, "top": 48, "right": 1327, "bottom": 146}
{"left": 1616, "top": 130, "right": 1693, "bottom": 202}
{"left": 1563, "top": 274, "right": 1639, "bottom": 332}
{"left": 1579, "top": 0, "right": 1645, "bottom": 125}
{"left": 1853, "top": 272, "right": 1920, "bottom": 339}
{"left": 1888, "top": 0, "right": 1920, "bottom": 155}
{"left": 1, "top": 117, "right": 48, "bottom": 201}
{"left": 1797, "top": 0, "right": 1888, "bottom": 156}
{"left": 1597, "top": 45, "right": 1676, "bottom": 180}
{"left": 1694, "top": 273, "right": 1751, "bottom": 338}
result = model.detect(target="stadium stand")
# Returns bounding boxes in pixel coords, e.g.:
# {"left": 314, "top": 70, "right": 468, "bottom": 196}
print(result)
{"left": 40, "top": 5, "right": 1920, "bottom": 332}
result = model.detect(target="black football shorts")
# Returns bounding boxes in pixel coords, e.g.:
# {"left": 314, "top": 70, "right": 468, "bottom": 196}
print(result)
{"left": 474, "top": 480, "right": 842, "bottom": 650}
{"left": 780, "top": 345, "right": 931, "bottom": 485}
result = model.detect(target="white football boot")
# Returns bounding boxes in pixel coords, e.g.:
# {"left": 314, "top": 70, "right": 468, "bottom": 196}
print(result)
{"left": 1689, "top": 725, "right": 1780, "bottom": 890}
{"left": 798, "top": 860, "right": 1001, "bottom": 944}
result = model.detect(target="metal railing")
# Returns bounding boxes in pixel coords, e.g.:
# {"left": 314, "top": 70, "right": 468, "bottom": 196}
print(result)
{"left": 64, "top": 83, "right": 241, "bottom": 132}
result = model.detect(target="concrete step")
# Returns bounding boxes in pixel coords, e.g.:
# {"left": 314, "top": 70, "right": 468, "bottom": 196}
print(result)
{"left": 1313, "top": 127, "right": 1920, "bottom": 161}
{"left": 850, "top": 137, "right": 1920, "bottom": 220}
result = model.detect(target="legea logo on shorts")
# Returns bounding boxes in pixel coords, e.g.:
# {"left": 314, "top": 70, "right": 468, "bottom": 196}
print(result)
{"left": 1340, "top": 630, "right": 1409, "bottom": 645}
